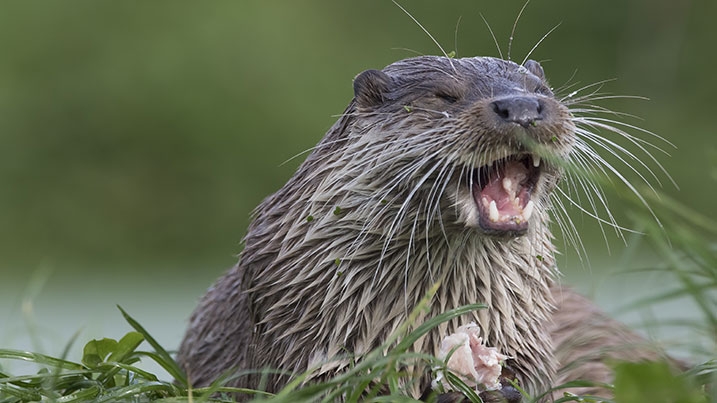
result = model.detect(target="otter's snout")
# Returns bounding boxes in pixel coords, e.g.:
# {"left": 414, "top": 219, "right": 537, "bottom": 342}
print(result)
{"left": 490, "top": 96, "right": 544, "bottom": 128}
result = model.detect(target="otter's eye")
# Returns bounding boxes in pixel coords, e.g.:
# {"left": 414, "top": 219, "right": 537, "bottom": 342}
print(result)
{"left": 435, "top": 92, "right": 458, "bottom": 103}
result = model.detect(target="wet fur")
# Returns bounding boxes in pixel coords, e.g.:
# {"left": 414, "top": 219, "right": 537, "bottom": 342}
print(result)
{"left": 178, "top": 56, "right": 668, "bottom": 399}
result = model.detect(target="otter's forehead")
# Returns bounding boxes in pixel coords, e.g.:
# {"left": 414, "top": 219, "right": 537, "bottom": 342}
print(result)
{"left": 381, "top": 55, "right": 549, "bottom": 99}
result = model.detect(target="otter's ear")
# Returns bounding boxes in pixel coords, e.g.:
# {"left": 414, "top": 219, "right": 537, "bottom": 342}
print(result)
{"left": 353, "top": 69, "right": 392, "bottom": 108}
{"left": 524, "top": 59, "right": 545, "bottom": 80}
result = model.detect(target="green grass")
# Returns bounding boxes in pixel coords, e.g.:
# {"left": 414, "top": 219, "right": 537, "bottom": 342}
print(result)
{"left": 0, "top": 287, "right": 489, "bottom": 403}
{"left": 1, "top": 189, "right": 715, "bottom": 402}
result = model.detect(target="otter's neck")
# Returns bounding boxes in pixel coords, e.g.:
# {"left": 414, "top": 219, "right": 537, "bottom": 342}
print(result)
{"left": 361, "top": 223, "right": 559, "bottom": 392}
{"left": 246, "top": 183, "right": 558, "bottom": 393}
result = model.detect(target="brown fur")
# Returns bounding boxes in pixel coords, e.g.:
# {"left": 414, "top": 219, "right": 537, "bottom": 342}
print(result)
{"left": 177, "top": 55, "right": 667, "bottom": 400}
{"left": 550, "top": 287, "right": 678, "bottom": 398}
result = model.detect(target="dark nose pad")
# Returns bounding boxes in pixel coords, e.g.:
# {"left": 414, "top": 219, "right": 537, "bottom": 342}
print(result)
{"left": 490, "top": 96, "right": 544, "bottom": 127}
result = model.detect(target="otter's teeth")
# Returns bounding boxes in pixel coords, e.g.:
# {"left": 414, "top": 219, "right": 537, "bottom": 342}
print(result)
{"left": 481, "top": 197, "right": 490, "bottom": 209}
{"left": 532, "top": 155, "right": 541, "bottom": 168}
{"left": 502, "top": 178, "right": 513, "bottom": 195}
{"left": 489, "top": 200, "right": 499, "bottom": 222}
{"left": 523, "top": 200, "right": 535, "bottom": 220}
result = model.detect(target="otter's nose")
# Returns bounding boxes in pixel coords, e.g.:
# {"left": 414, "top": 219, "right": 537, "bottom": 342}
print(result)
{"left": 490, "top": 96, "right": 543, "bottom": 127}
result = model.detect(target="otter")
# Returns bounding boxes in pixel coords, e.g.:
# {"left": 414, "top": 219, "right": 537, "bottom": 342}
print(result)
{"left": 177, "top": 55, "right": 668, "bottom": 400}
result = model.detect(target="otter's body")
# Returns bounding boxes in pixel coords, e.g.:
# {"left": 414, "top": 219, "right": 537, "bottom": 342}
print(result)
{"left": 178, "top": 56, "right": 661, "bottom": 399}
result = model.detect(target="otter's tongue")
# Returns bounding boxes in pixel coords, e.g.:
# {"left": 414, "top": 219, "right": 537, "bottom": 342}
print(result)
{"left": 474, "top": 160, "right": 535, "bottom": 231}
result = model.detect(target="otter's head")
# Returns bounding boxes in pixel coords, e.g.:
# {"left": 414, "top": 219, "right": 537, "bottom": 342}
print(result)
{"left": 349, "top": 56, "right": 575, "bottom": 238}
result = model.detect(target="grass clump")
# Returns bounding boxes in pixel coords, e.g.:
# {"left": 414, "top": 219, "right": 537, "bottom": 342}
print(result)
{"left": 0, "top": 287, "right": 489, "bottom": 403}
{"left": 0, "top": 306, "right": 186, "bottom": 403}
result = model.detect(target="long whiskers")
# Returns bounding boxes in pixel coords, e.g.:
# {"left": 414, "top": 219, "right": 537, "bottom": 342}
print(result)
{"left": 391, "top": 0, "right": 456, "bottom": 72}
{"left": 553, "top": 87, "right": 676, "bottom": 251}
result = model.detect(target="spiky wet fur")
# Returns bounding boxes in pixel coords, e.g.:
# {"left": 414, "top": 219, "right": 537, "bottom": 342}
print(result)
{"left": 178, "top": 55, "right": 670, "bottom": 399}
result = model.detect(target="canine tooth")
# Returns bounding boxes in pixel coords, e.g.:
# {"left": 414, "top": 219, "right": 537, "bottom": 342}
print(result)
{"left": 502, "top": 178, "right": 513, "bottom": 194}
{"left": 489, "top": 200, "right": 499, "bottom": 222}
{"left": 523, "top": 200, "right": 535, "bottom": 220}
{"left": 532, "top": 155, "right": 541, "bottom": 167}
{"left": 481, "top": 197, "right": 490, "bottom": 209}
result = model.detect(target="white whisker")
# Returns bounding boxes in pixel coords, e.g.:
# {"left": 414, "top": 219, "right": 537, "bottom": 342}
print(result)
{"left": 520, "top": 22, "right": 561, "bottom": 67}
{"left": 549, "top": 191, "right": 588, "bottom": 265}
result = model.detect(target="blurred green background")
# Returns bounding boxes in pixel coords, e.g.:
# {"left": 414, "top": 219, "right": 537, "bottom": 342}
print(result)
{"left": 1, "top": 0, "right": 715, "bottom": 366}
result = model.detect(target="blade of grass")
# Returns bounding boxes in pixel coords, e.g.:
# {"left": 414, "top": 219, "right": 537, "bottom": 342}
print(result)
{"left": 393, "top": 303, "right": 486, "bottom": 352}
{"left": 117, "top": 306, "right": 187, "bottom": 386}
{"left": 91, "top": 381, "right": 179, "bottom": 403}
{"left": 0, "top": 349, "right": 84, "bottom": 371}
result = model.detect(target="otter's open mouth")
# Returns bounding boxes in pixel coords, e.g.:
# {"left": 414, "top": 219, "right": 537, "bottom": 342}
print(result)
{"left": 472, "top": 154, "right": 541, "bottom": 235}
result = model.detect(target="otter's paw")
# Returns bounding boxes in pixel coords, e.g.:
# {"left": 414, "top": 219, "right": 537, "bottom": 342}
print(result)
{"left": 432, "top": 385, "right": 522, "bottom": 403}
{"left": 477, "top": 384, "right": 522, "bottom": 403}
